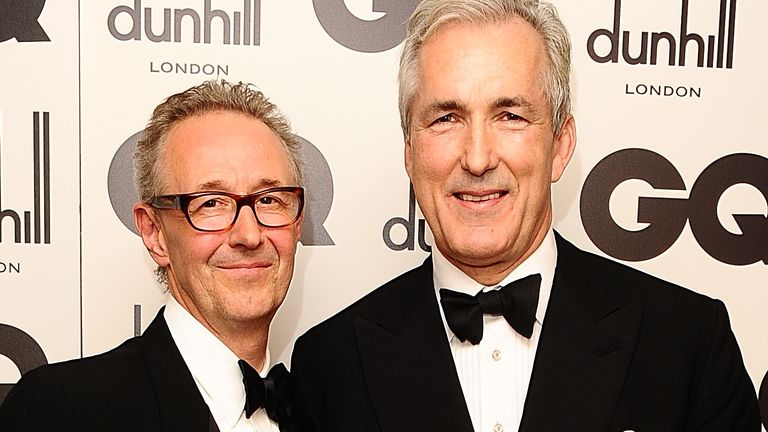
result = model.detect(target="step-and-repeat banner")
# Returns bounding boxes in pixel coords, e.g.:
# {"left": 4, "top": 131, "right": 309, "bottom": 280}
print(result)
{"left": 1, "top": 0, "right": 766, "bottom": 423}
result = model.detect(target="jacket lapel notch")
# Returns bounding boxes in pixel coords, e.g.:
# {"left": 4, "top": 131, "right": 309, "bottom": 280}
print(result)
{"left": 521, "top": 239, "right": 644, "bottom": 431}
{"left": 522, "top": 302, "right": 642, "bottom": 431}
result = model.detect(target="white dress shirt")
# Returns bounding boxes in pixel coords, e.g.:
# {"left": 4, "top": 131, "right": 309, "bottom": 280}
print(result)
{"left": 164, "top": 297, "right": 280, "bottom": 432}
{"left": 432, "top": 229, "right": 557, "bottom": 432}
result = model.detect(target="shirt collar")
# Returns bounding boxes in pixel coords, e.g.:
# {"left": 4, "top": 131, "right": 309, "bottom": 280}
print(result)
{"left": 164, "top": 296, "right": 271, "bottom": 429}
{"left": 432, "top": 228, "right": 558, "bottom": 341}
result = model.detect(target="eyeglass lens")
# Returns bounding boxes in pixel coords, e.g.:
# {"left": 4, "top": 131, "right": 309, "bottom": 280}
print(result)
{"left": 186, "top": 190, "right": 300, "bottom": 230}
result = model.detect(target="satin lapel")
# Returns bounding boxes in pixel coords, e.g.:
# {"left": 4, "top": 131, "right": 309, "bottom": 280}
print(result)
{"left": 209, "top": 413, "right": 220, "bottom": 432}
{"left": 139, "top": 309, "right": 213, "bottom": 432}
{"left": 520, "top": 236, "right": 642, "bottom": 432}
{"left": 353, "top": 260, "right": 473, "bottom": 432}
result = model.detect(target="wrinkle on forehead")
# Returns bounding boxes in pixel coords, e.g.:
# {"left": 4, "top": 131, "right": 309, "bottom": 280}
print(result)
{"left": 161, "top": 112, "right": 295, "bottom": 195}
{"left": 412, "top": 18, "right": 551, "bottom": 123}
{"left": 193, "top": 178, "right": 285, "bottom": 193}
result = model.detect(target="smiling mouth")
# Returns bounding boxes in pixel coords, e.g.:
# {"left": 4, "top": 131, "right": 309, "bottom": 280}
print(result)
{"left": 219, "top": 262, "right": 271, "bottom": 270}
{"left": 455, "top": 192, "right": 506, "bottom": 202}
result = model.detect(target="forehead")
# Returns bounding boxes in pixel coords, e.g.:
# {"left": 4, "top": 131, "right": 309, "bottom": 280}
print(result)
{"left": 416, "top": 18, "right": 547, "bottom": 109}
{"left": 162, "top": 110, "right": 293, "bottom": 192}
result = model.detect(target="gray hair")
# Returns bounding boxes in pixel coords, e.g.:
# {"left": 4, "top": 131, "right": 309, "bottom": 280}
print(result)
{"left": 133, "top": 79, "right": 303, "bottom": 285}
{"left": 398, "top": 0, "right": 572, "bottom": 136}
{"left": 134, "top": 79, "right": 303, "bottom": 203}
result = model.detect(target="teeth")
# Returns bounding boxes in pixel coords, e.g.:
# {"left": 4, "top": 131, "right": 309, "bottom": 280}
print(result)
{"left": 458, "top": 192, "right": 501, "bottom": 202}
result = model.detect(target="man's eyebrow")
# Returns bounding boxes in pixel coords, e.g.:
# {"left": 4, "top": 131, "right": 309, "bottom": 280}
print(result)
{"left": 195, "top": 180, "right": 227, "bottom": 191}
{"left": 490, "top": 96, "right": 536, "bottom": 112}
{"left": 419, "top": 97, "right": 538, "bottom": 117}
{"left": 194, "top": 178, "right": 283, "bottom": 192}
{"left": 420, "top": 99, "right": 468, "bottom": 118}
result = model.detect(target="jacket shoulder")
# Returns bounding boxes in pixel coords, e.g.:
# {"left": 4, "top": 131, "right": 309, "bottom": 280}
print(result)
{"left": 556, "top": 233, "right": 720, "bottom": 310}
{"left": 294, "top": 258, "right": 431, "bottom": 350}
{"left": 0, "top": 336, "right": 155, "bottom": 431}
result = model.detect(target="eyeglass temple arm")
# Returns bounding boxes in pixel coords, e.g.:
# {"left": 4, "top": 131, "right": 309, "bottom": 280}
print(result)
{"left": 150, "top": 195, "right": 182, "bottom": 209}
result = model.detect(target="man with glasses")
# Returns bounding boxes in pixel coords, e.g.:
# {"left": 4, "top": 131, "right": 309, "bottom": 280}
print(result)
{"left": 0, "top": 80, "right": 303, "bottom": 432}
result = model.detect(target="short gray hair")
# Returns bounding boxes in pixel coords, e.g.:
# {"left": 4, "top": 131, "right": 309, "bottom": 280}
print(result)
{"left": 133, "top": 80, "right": 302, "bottom": 285}
{"left": 398, "top": 0, "right": 572, "bottom": 136}
{"left": 134, "top": 79, "right": 303, "bottom": 203}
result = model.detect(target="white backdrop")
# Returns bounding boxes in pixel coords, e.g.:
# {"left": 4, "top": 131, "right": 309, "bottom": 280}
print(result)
{"left": 1, "top": 0, "right": 766, "bottom": 422}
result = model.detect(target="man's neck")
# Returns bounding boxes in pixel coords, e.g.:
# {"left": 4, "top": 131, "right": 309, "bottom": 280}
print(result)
{"left": 214, "top": 325, "right": 270, "bottom": 371}
{"left": 168, "top": 293, "right": 271, "bottom": 370}
{"left": 445, "top": 227, "right": 551, "bottom": 286}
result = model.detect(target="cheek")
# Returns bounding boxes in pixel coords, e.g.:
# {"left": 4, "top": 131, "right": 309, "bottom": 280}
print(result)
{"left": 168, "top": 231, "right": 220, "bottom": 267}
{"left": 504, "top": 140, "right": 554, "bottom": 180}
{"left": 411, "top": 142, "right": 456, "bottom": 183}
{"left": 268, "top": 230, "right": 300, "bottom": 260}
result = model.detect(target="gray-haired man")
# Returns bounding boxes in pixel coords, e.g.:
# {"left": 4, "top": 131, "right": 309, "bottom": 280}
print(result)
{"left": 0, "top": 80, "right": 303, "bottom": 432}
{"left": 290, "top": 1, "right": 760, "bottom": 431}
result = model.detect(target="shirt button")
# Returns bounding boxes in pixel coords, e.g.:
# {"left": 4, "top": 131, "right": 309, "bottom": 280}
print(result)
{"left": 491, "top": 349, "right": 502, "bottom": 361}
{"left": 493, "top": 423, "right": 504, "bottom": 432}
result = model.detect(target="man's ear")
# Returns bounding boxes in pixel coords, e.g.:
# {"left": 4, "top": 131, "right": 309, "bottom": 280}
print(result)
{"left": 293, "top": 210, "right": 304, "bottom": 243}
{"left": 551, "top": 115, "right": 576, "bottom": 183}
{"left": 404, "top": 135, "right": 414, "bottom": 181}
{"left": 133, "top": 203, "right": 170, "bottom": 267}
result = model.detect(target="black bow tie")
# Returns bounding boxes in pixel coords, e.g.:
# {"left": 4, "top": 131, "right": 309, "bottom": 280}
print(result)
{"left": 238, "top": 360, "right": 293, "bottom": 426}
{"left": 439, "top": 273, "right": 541, "bottom": 345}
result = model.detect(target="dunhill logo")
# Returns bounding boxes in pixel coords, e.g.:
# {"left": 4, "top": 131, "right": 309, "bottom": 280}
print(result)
{"left": 383, "top": 184, "right": 432, "bottom": 253}
{"left": 107, "top": 0, "right": 261, "bottom": 45}
{"left": 0, "top": 112, "right": 51, "bottom": 244}
{"left": 587, "top": 0, "right": 737, "bottom": 68}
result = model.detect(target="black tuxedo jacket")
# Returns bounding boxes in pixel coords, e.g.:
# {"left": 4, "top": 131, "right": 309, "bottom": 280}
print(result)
{"left": 0, "top": 309, "right": 218, "bottom": 432}
{"left": 291, "top": 234, "right": 759, "bottom": 432}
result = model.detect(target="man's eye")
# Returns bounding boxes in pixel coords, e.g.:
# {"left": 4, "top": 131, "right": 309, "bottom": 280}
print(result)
{"left": 430, "top": 114, "right": 455, "bottom": 126}
{"left": 201, "top": 198, "right": 224, "bottom": 208}
{"left": 189, "top": 196, "right": 232, "bottom": 214}
{"left": 259, "top": 196, "right": 277, "bottom": 205}
{"left": 502, "top": 112, "right": 523, "bottom": 122}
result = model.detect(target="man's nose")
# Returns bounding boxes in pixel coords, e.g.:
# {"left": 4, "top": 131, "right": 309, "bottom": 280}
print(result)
{"left": 227, "top": 205, "right": 265, "bottom": 249}
{"left": 460, "top": 123, "right": 500, "bottom": 176}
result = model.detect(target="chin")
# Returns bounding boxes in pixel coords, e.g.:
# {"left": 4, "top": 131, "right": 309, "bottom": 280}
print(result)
{"left": 442, "top": 242, "right": 503, "bottom": 266}
{"left": 224, "top": 302, "right": 275, "bottom": 323}
{"left": 451, "top": 232, "right": 508, "bottom": 252}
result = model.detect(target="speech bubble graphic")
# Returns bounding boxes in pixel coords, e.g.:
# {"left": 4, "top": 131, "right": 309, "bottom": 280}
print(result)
{"left": 0, "top": 0, "right": 50, "bottom": 43}
{"left": 0, "top": 324, "right": 48, "bottom": 404}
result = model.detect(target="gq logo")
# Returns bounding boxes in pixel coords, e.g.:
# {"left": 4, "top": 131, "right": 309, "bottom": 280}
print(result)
{"left": 107, "top": 131, "right": 334, "bottom": 245}
{"left": 314, "top": 0, "right": 420, "bottom": 53}
{"left": 580, "top": 149, "right": 768, "bottom": 265}
{"left": 0, "top": 0, "right": 50, "bottom": 43}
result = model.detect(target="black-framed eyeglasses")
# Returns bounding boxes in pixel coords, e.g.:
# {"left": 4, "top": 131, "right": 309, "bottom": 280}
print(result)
{"left": 149, "top": 186, "right": 304, "bottom": 232}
